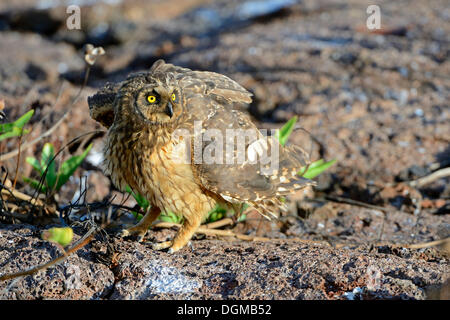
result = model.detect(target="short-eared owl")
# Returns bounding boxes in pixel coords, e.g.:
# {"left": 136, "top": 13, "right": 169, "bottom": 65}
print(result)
{"left": 88, "top": 60, "right": 313, "bottom": 253}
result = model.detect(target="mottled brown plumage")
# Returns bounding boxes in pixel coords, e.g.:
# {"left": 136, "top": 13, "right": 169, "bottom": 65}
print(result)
{"left": 88, "top": 60, "right": 314, "bottom": 252}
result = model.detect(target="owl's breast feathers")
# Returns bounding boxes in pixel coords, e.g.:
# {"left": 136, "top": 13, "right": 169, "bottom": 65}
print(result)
{"left": 104, "top": 125, "right": 217, "bottom": 220}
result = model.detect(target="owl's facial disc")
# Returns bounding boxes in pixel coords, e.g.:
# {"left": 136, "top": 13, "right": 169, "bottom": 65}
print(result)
{"left": 134, "top": 86, "right": 179, "bottom": 125}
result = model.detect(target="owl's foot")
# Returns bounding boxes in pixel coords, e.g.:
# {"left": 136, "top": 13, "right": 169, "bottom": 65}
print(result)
{"left": 151, "top": 240, "right": 193, "bottom": 254}
{"left": 119, "top": 226, "right": 147, "bottom": 242}
{"left": 152, "top": 241, "right": 172, "bottom": 251}
{"left": 151, "top": 214, "right": 202, "bottom": 253}
{"left": 119, "top": 206, "right": 162, "bottom": 242}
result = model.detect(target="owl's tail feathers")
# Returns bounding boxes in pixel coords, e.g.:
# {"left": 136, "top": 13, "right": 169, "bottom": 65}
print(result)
{"left": 252, "top": 175, "right": 314, "bottom": 220}
{"left": 272, "top": 175, "right": 316, "bottom": 197}
{"left": 246, "top": 177, "right": 314, "bottom": 221}
{"left": 249, "top": 197, "right": 291, "bottom": 220}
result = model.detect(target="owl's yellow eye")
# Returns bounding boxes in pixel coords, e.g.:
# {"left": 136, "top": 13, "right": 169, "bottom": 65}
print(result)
{"left": 171, "top": 93, "right": 176, "bottom": 101}
{"left": 147, "top": 95, "right": 157, "bottom": 104}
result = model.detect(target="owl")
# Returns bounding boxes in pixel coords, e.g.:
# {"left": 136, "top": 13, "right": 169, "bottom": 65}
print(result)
{"left": 88, "top": 60, "right": 314, "bottom": 253}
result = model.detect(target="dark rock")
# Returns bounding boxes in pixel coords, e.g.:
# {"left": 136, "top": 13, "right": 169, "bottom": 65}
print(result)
{"left": 0, "top": 224, "right": 114, "bottom": 299}
{"left": 0, "top": 224, "right": 448, "bottom": 300}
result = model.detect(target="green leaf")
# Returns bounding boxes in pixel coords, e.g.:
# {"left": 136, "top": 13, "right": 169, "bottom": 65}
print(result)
{"left": 125, "top": 186, "right": 150, "bottom": 210}
{"left": 55, "top": 143, "right": 93, "bottom": 191}
{"left": 0, "top": 122, "right": 14, "bottom": 135}
{"left": 159, "top": 211, "right": 182, "bottom": 223}
{"left": 13, "top": 109, "right": 34, "bottom": 129}
{"left": 26, "top": 156, "right": 43, "bottom": 175}
{"left": 0, "top": 126, "right": 25, "bottom": 141}
{"left": 23, "top": 176, "right": 47, "bottom": 193}
{"left": 299, "top": 159, "right": 336, "bottom": 179}
{"left": 41, "top": 143, "right": 57, "bottom": 190}
{"left": 275, "top": 116, "right": 298, "bottom": 146}
{"left": 133, "top": 192, "right": 149, "bottom": 210}
{"left": 0, "top": 110, "right": 34, "bottom": 136}
{"left": 41, "top": 227, "right": 73, "bottom": 247}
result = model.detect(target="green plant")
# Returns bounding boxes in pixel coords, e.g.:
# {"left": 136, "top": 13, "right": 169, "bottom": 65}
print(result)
{"left": 275, "top": 116, "right": 336, "bottom": 179}
{"left": 159, "top": 211, "right": 183, "bottom": 223}
{"left": 0, "top": 109, "right": 34, "bottom": 141}
{"left": 125, "top": 185, "right": 150, "bottom": 213}
{"left": 206, "top": 205, "right": 227, "bottom": 223}
{"left": 275, "top": 115, "right": 298, "bottom": 147}
{"left": 299, "top": 158, "right": 337, "bottom": 179}
{"left": 24, "top": 142, "right": 92, "bottom": 193}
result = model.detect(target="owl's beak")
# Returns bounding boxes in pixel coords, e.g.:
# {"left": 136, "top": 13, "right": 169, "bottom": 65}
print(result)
{"left": 165, "top": 102, "right": 174, "bottom": 118}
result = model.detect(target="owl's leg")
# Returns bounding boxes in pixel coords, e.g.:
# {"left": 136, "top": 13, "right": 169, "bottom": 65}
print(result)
{"left": 120, "top": 206, "right": 161, "bottom": 242}
{"left": 152, "top": 213, "right": 202, "bottom": 253}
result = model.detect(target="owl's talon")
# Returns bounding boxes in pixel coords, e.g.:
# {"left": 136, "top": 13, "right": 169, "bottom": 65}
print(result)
{"left": 118, "top": 228, "right": 147, "bottom": 242}
{"left": 152, "top": 241, "right": 172, "bottom": 251}
{"left": 167, "top": 246, "right": 183, "bottom": 254}
{"left": 118, "top": 229, "right": 130, "bottom": 238}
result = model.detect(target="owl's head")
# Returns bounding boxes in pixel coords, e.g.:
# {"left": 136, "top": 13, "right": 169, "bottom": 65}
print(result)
{"left": 88, "top": 60, "right": 184, "bottom": 130}
{"left": 131, "top": 81, "right": 182, "bottom": 126}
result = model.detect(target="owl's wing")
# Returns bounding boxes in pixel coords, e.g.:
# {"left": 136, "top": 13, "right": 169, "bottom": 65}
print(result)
{"left": 151, "top": 59, "right": 253, "bottom": 105}
{"left": 185, "top": 96, "right": 313, "bottom": 217}
{"left": 178, "top": 71, "right": 253, "bottom": 105}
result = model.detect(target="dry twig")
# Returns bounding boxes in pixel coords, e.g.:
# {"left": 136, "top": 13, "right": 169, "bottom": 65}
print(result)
{"left": 203, "top": 218, "right": 234, "bottom": 229}
{"left": 404, "top": 237, "right": 450, "bottom": 250}
{"left": 324, "top": 195, "right": 389, "bottom": 212}
{"left": 1, "top": 186, "right": 46, "bottom": 208}
{"left": 408, "top": 167, "right": 450, "bottom": 188}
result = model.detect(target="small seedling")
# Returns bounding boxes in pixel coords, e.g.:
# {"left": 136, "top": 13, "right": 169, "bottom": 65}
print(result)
{"left": 299, "top": 158, "right": 337, "bottom": 179}
{"left": 0, "top": 109, "right": 34, "bottom": 141}
{"left": 41, "top": 227, "right": 73, "bottom": 247}
{"left": 24, "top": 142, "right": 92, "bottom": 194}
{"left": 275, "top": 115, "right": 298, "bottom": 147}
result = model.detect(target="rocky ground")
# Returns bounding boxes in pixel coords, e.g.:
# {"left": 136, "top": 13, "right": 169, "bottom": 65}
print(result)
{"left": 0, "top": 0, "right": 449, "bottom": 300}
